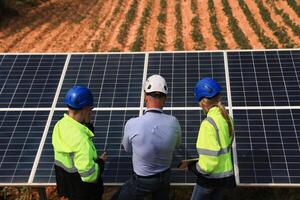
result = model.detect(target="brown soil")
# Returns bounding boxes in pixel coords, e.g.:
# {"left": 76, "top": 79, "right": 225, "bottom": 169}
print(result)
{"left": 276, "top": 0, "right": 300, "bottom": 26}
{"left": 1, "top": 0, "right": 300, "bottom": 52}
{"left": 102, "top": 0, "right": 132, "bottom": 51}
{"left": 197, "top": 0, "right": 217, "bottom": 50}
{"left": 243, "top": 0, "right": 282, "bottom": 48}
{"left": 165, "top": 0, "right": 177, "bottom": 50}
{"left": 214, "top": 0, "right": 237, "bottom": 49}
{"left": 144, "top": 0, "right": 159, "bottom": 51}
{"left": 181, "top": 0, "right": 195, "bottom": 50}
{"left": 262, "top": 0, "right": 300, "bottom": 45}
{"left": 228, "top": 0, "right": 264, "bottom": 49}
{"left": 124, "top": 0, "right": 148, "bottom": 51}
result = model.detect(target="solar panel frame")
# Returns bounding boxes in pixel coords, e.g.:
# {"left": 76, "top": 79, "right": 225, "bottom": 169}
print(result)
{"left": 0, "top": 49, "right": 300, "bottom": 186}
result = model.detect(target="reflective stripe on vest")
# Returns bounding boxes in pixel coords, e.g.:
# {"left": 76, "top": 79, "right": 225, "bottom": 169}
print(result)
{"left": 80, "top": 165, "right": 96, "bottom": 177}
{"left": 54, "top": 159, "right": 77, "bottom": 173}
{"left": 54, "top": 152, "right": 96, "bottom": 177}
{"left": 196, "top": 163, "right": 233, "bottom": 179}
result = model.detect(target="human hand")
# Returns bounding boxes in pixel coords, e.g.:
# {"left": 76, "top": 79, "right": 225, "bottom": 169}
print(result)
{"left": 99, "top": 151, "right": 108, "bottom": 162}
{"left": 177, "top": 160, "right": 189, "bottom": 171}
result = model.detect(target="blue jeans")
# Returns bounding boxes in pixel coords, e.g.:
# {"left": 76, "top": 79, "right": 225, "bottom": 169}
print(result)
{"left": 191, "top": 184, "right": 223, "bottom": 200}
{"left": 111, "top": 169, "right": 171, "bottom": 200}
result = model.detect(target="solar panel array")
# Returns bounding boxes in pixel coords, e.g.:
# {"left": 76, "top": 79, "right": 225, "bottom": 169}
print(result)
{"left": 0, "top": 50, "right": 299, "bottom": 186}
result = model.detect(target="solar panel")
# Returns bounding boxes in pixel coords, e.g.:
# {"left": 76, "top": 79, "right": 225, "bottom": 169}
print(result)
{"left": 56, "top": 54, "right": 145, "bottom": 108}
{"left": 0, "top": 111, "right": 49, "bottom": 183}
{"left": 33, "top": 110, "right": 139, "bottom": 184}
{"left": 234, "top": 109, "right": 300, "bottom": 184}
{"left": 148, "top": 52, "right": 228, "bottom": 107}
{"left": 0, "top": 55, "right": 66, "bottom": 108}
{"left": 228, "top": 50, "right": 300, "bottom": 106}
{"left": 0, "top": 50, "right": 300, "bottom": 187}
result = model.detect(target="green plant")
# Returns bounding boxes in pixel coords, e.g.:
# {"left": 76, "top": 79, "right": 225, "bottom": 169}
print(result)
{"left": 190, "top": 0, "right": 205, "bottom": 50}
{"left": 174, "top": 0, "right": 184, "bottom": 50}
{"left": 238, "top": 0, "right": 277, "bottom": 49}
{"left": 255, "top": 0, "right": 295, "bottom": 48}
{"left": 155, "top": 0, "right": 167, "bottom": 50}
{"left": 266, "top": 0, "right": 300, "bottom": 37}
{"left": 287, "top": 0, "right": 300, "bottom": 17}
{"left": 222, "top": 0, "right": 252, "bottom": 49}
{"left": 208, "top": 0, "right": 228, "bottom": 49}
{"left": 130, "top": 0, "right": 154, "bottom": 51}
{"left": 117, "top": 0, "right": 139, "bottom": 45}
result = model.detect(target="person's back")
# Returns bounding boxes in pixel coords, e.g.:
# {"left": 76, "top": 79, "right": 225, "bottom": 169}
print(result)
{"left": 124, "top": 109, "right": 181, "bottom": 176}
{"left": 112, "top": 74, "right": 182, "bottom": 200}
{"left": 52, "top": 86, "right": 107, "bottom": 200}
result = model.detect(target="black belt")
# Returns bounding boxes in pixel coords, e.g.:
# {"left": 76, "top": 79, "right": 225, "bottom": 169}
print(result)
{"left": 134, "top": 168, "right": 170, "bottom": 179}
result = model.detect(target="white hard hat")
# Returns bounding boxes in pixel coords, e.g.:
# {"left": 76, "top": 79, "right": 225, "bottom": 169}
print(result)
{"left": 144, "top": 74, "right": 168, "bottom": 94}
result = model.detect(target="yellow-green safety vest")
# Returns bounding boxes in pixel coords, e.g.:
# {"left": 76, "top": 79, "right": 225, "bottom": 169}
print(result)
{"left": 196, "top": 107, "right": 234, "bottom": 179}
{"left": 52, "top": 114, "right": 100, "bottom": 183}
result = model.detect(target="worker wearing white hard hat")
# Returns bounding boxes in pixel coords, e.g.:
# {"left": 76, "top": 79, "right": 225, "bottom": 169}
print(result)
{"left": 111, "top": 74, "right": 182, "bottom": 200}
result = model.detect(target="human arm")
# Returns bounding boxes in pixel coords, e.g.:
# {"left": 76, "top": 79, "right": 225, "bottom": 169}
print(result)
{"left": 122, "top": 120, "right": 133, "bottom": 152}
{"left": 73, "top": 137, "right": 101, "bottom": 183}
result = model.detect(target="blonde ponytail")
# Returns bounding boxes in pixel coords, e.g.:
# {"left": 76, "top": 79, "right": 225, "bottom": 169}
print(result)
{"left": 217, "top": 101, "right": 233, "bottom": 137}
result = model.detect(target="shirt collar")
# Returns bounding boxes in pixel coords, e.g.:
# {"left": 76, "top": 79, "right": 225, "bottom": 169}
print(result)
{"left": 145, "top": 108, "right": 163, "bottom": 114}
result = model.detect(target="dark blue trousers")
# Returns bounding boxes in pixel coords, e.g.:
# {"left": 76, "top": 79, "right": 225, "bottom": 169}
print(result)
{"left": 111, "top": 169, "right": 171, "bottom": 200}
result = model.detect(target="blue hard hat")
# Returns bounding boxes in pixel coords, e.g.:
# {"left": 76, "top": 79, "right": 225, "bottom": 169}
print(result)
{"left": 64, "top": 86, "right": 94, "bottom": 109}
{"left": 194, "top": 78, "right": 222, "bottom": 102}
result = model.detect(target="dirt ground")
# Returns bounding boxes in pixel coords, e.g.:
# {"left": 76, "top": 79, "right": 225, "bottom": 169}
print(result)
{"left": 1, "top": 0, "right": 299, "bottom": 52}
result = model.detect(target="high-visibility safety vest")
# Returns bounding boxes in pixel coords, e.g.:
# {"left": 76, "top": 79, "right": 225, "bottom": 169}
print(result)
{"left": 52, "top": 114, "right": 100, "bottom": 183}
{"left": 196, "top": 107, "right": 233, "bottom": 179}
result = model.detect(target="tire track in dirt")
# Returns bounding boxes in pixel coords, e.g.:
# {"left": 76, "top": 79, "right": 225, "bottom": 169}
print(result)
{"left": 243, "top": 0, "right": 281, "bottom": 47}
{"left": 75, "top": 0, "right": 116, "bottom": 52}
{"left": 228, "top": 0, "right": 264, "bottom": 49}
{"left": 46, "top": 0, "right": 104, "bottom": 52}
{"left": 181, "top": 0, "right": 195, "bottom": 50}
{"left": 104, "top": 0, "right": 135, "bottom": 51}
{"left": 124, "top": 0, "right": 148, "bottom": 51}
{"left": 144, "top": 0, "right": 159, "bottom": 51}
{"left": 86, "top": 0, "right": 124, "bottom": 51}
{"left": 214, "top": 0, "right": 237, "bottom": 49}
{"left": 165, "top": 0, "right": 176, "bottom": 50}
{"left": 31, "top": 0, "right": 97, "bottom": 52}
{"left": 263, "top": 0, "right": 300, "bottom": 46}
{"left": 197, "top": 0, "right": 216, "bottom": 50}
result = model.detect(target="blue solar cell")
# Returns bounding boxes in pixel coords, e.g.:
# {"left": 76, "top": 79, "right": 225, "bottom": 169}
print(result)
{"left": 56, "top": 54, "right": 145, "bottom": 108}
{"left": 148, "top": 52, "right": 227, "bottom": 107}
{"left": 0, "top": 111, "right": 49, "bottom": 183}
{"left": 0, "top": 55, "right": 66, "bottom": 108}
{"left": 234, "top": 109, "right": 300, "bottom": 184}
{"left": 228, "top": 50, "right": 300, "bottom": 106}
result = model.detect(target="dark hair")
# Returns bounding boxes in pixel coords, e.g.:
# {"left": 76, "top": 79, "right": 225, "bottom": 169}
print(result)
{"left": 146, "top": 92, "right": 166, "bottom": 99}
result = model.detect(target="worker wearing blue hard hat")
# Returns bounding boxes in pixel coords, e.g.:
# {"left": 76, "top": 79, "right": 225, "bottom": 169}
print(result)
{"left": 111, "top": 74, "right": 182, "bottom": 200}
{"left": 52, "top": 86, "right": 107, "bottom": 200}
{"left": 179, "top": 78, "right": 235, "bottom": 200}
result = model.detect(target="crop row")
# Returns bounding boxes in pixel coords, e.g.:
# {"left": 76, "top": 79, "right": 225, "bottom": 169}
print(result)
{"left": 130, "top": 0, "right": 154, "bottom": 51}
{"left": 255, "top": 0, "right": 295, "bottom": 48}
{"left": 190, "top": 0, "right": 205, "bottom": 50}
{"left": 117, "top": 0, "right": 139, "bottom": 45}
{"left": 208, "top": 0, "right": 228, "bottom": 49}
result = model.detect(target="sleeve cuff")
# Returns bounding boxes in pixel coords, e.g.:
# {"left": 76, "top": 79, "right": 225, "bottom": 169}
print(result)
{"left": 95, "top": 158, "right": 105, "bottom": 175}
